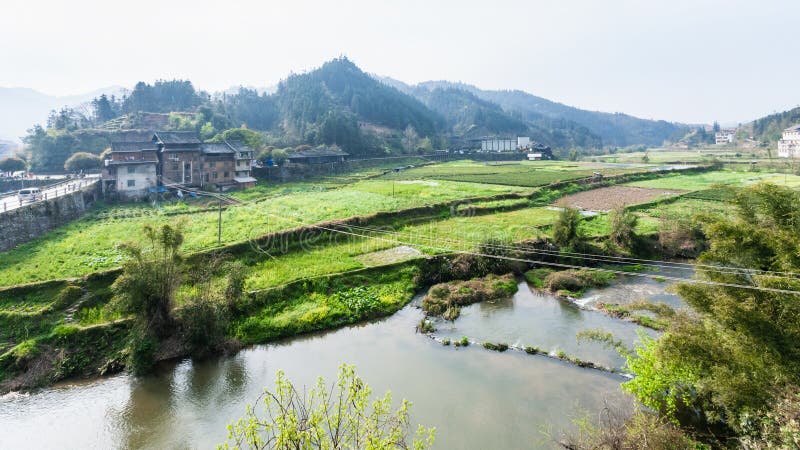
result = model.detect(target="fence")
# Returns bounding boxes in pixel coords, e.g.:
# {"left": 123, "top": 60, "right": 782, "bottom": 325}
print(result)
{"left": 1, "top": 178, "right": 98, "bottom": 213}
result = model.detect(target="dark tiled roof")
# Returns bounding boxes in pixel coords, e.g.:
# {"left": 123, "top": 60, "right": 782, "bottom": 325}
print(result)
{"left": 786, "top": 124, "right": 800, "bottom": 132}
{"left": 109, "top": 130, "right": 153, "bottom": 143}
{"left": 201, "top": 143, "right": 235, "bottom": 154}
{"left": 288, "top": 148, "right": 350, "bottom": 158}
{"left": 153, "top": 131, "right": 201, "bottom": 145}
{"left": 111, "top": 142, "right": 158, "bottom": 152}
{"left": 225, "top": 140, "right": 255, "bottom": 153}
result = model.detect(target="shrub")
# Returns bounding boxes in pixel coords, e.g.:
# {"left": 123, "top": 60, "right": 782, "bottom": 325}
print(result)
{"left": 177, "top": 296, "right": 230, "bottom": 356}
{"left": 127, "top": 331, "right": 157, "bottom": 375}
{"left": 483, "top": 342, "right": 509, "bottom": 352}
{"left": 52, "top": 285, "right": 83, "bottom": 310}
{"left": 552, "top": 207, "right": 584, "bottom": 249}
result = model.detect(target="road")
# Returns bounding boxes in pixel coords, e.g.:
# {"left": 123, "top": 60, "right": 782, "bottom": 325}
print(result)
{"left": 0, "top": 176, "right": 99, "bottom": 213}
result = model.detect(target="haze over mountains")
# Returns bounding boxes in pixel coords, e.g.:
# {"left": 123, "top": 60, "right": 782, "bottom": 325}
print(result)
{"left": 1, "top": 58, "right": 687, "bottom": 148}
{"left": 0, "top": 86, "right": 124, "bottom": 142}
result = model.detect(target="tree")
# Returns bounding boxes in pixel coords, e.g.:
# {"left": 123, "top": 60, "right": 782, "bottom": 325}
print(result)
{"left": 0, "top": 156, "right": 26, "bottom": 173}
{"left": 222, "top": 365, "right": 435, "bottom": 449}
{"left": 608, "top": 205, "right": 638, "bottom": 250}
{"left": 402, "top": 125, "right": 418, "bottom": 154}
{"left": 210, "top": 128, "right": 265, "bottom": 152}
{"left": 623, "top": 183, "right": 800, "bottom": 440}
{"left": 64, "top": 152, "right": 101, "bottom": 171}
{"left": 552, "top": 207, "right": 583, "bottom": 249}
{"left": 91, "top": 94, "right": 118, "bottom": 124}
{"left": 112, "top": 224, "right": 184, "bottom": 338}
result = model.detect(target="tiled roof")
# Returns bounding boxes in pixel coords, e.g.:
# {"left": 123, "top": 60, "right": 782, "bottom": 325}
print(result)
{"left": 109, "top": 130, "right": 154, "bottom": 143}
{"left": 111, "top": 142, "right": 158, "bottom": 152}
{"left": 785, "top": 124, "right": 800, "bottom": 132}
{"left": 201, "top": 143, "right": 235, "bottom": 154}
{"left": 288, "top": 148, "right": 350, "bottom": 158}
{"left": 153, "top": 131, "right": 201, "bottom": 145}
{"left": 226, "top": 140, "right": 255, "bottom": 153}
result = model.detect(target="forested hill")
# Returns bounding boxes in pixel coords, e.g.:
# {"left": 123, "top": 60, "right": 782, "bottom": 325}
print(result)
{"left": 276, "top": 58, "right": 442, "bottom": 139}
{"left": 747, "top": 106, "right": 800, "bottom": 143}
{"left": 416, "top": 87, "right": 602, "bottom": 149}
{"left": 382, "top": 78, "right": 687, "bottom": 147}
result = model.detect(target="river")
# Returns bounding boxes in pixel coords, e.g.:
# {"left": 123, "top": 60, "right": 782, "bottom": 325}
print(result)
{"left": 0, "top": 273, "right": 683, "bottom": 449}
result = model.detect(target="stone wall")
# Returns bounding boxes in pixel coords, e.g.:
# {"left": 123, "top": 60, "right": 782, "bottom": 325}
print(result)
{"left": 0, "top": 182, "right": 100, "bottom": 251}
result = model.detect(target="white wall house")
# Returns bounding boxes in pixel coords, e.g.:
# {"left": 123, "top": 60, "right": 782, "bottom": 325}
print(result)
{"left": 481, "top": 138, "right": 516, "bottom": 152}
{"left": 517, "top": 136, "right": 531, "bottom": 149}
{"left": 715, "top": 129, "right": 736, "bottom": 144}
{"left": 115, "top": 162, "right": 157, "bottom": 199}
{"left": 778, "top": 124, "right": 800, "bottom": 158}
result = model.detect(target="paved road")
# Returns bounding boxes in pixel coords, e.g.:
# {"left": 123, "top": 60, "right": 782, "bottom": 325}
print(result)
{"left": 0, "top": 176, "right": 99, "bottom": 213}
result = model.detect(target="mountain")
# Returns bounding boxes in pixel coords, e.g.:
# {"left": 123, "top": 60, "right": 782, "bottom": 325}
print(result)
{"left": 0, "top": 86, "right": 124, "bottom": 142}
{"left": 747, "top": 106, "right": 800, "bottom": 143}
{"left": 380, "top": 77, "right": 687, "bottom": 147}
{"left": 271, "top": 57, "right": 444, "bottom": 154}
{"left": 410, "top": 85, "right": 601, "bottom": 149}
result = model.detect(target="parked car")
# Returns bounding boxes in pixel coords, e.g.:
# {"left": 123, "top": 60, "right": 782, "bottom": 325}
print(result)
{"left": 17, "top": 188, "right": 41, "bottom": 202}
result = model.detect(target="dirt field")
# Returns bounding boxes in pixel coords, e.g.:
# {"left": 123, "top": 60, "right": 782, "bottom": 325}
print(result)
{"left": 557, "top": 186, "right": 684, "bottom": 211}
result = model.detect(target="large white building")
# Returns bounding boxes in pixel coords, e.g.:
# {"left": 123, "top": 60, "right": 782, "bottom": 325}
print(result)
{"left": 480, "top": 137, "right": 516, "bottom": 152}
{"left": 715, "top": 129, "right": 736, "bottom": 144}
{"left": 778, "top": 124, "right": 800, "bottom": 158}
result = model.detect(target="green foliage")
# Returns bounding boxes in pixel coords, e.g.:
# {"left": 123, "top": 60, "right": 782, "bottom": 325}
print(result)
{"left": 127, "top": 330, "right": 157, "bottom": 376}
{"left": 543, "top": 269, "right": 615, "bottom": 296}
{"left": 64, "top": 151, "right": 101, "bottom": 171}
{"left": 111, "top": 224, "right": 184, "bottom": 337}
{"left": 53, "top": 285, "right": 83, "bottom": 310}
{"left": 482, "top": 342, "right": 509, "bottom": 352}
{"left": 331, "top": 286, "right": 381, "bottom": 317}
{"left": 122, "top": 80, "right": 202, "bottom": 114}
{"left": 607, "top": 205, "right": 638, "bottom": 250}
{"left": 523, "top": 268, "right": 554, "bottom": 289}
{"left": 623, "top": 183, "right": 800, "bottom": 440}
{"left": 454, "top": 336, "right": 470, "bottom": 347}
{"left": 177, "top": 296, "right": 230, "bottom": 356}
{"left": 552, "top": 207, "right": 584, "bottom": 249}
{"left": 421, "top": 274, "right": 517, "bottom": 318}
{"left": 221, "top": 364, "right": 436, "bottom": 449}
{"left": 210, "top": 128, "right": 265, "bottom": 151}
{"left": 0, "top": 156, "right": 26, "bottom": 172}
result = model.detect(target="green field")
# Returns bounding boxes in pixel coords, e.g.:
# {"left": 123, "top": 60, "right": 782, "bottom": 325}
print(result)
{"left": 0, "top": 179, "right": 528, "bottom": 287}
{"left": 380, "top": 160, "right": 642, "bottom": 187}
{"left": 625, "top": 170, "right": 800, "bottom": 190}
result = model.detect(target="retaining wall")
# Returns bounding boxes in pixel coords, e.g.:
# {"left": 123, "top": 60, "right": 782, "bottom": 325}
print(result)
{"left": 0, "top": 182, "right": 100, "bottom": 251}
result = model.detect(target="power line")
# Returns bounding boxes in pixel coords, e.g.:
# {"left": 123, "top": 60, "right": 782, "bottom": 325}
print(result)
{"left": 249, "top": 208, "right": 800, "bottom": 295}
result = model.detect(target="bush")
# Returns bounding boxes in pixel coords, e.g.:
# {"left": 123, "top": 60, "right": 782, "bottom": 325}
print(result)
{"left": 483, "top": 342, "right": 509, "bottom": 352}
{"left": 64, "top": 152, "right": 102, "bottom": 171}
{"left": 127, "top": 331, "right": 157, "bottom": 375}
{"left": 524, "top": 268, "right": 554, "bottom": 289}
{"left": 421, "top": 274, "right": 517, "bottom": 318}
{"left": 552, "top": 207, "right": 584, "bottom": 249}
{"left": 52, "top": 285, "right": 83, "bottom": 310}
{"left": 177, "top": 296, "right": 230, "bottom": 356}
{"left": 544, "top": 269, "right": 615, "bottom": 296}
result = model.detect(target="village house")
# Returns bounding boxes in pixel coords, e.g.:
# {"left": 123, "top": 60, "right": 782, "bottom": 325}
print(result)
{"left": 103, "top": 131, "right": 257, "bottom": 199}
{"left": 715, "top": 129, "right": 736, "bottom": 145}
{"left": 778, "top": 124, "right": 800, "bottom": 158}
{"left": 154, "top": 131, "right": 203, "bottom": 187}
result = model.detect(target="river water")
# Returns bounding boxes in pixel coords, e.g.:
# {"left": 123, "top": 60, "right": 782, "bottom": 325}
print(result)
{"left": 0, "top": 274, "right": 682, "bottom": 449}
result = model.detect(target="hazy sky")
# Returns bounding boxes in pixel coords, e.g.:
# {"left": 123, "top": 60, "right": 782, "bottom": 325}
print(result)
{"left": 2, "top": 0, "right": 798, "bottom": 124}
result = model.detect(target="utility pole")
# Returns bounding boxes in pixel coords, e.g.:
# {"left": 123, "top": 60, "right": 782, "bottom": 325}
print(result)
{"left": 218, "top": 198, "right": 223, "bottom": 245}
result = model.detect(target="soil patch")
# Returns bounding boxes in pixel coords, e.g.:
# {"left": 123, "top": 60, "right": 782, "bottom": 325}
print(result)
{"left": 556, "top": 186, "right": 684, "bottom": 211}
{"left": 355, "top": 246, "right": 423, "bottom": 266}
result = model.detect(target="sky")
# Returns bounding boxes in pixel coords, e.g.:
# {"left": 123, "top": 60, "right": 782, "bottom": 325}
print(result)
{"left": 2, "top": 0, "right": 799, "bottom": 124}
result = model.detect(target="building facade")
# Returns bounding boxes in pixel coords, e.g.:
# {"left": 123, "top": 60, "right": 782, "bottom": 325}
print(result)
{"left": 103, "top": 131, "right": 257, "bottom": 199}
{"left": 778, "top": 125, "right": 800, "bottom": 158}
{"left": 715, "top": 129, "right": 736, "bottom": 145}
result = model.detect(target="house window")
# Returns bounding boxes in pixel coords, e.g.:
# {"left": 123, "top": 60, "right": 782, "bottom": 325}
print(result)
{"left": 212, "top": 172, "right": 218, "bottom": 180}
{"left": 127, "top": 179, "right": 136, "bottom": 187}
{"left": 205, "top": 173, "right": 209, "bottom": 182}
{"left": 223, "top": 171, "right": 229, "bottom": 178}
{"left": 168, "top": 155, "right": 179, "bottom": 162}
{"left": 127, "top": 166, "right": 135, "bottom": 174}
{"left": 172, "top": 163, "right": 179, "bottom": 171}
{"left": 210, "top": 161, "right": 216, "bottom": 168}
